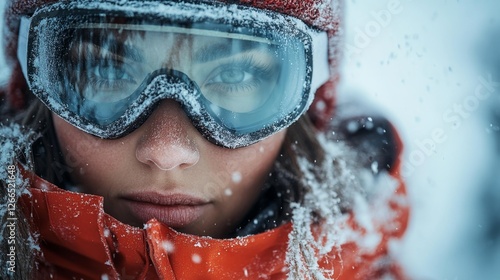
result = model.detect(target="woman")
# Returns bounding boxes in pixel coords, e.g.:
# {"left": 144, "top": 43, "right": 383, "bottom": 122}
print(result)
{"left": 0, "top": 0, "right": 409, "bottom": 279}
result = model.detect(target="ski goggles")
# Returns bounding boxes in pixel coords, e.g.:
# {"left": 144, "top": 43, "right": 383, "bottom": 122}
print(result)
{"left": 17, "top": 0, "right": 329, "bottom": 148}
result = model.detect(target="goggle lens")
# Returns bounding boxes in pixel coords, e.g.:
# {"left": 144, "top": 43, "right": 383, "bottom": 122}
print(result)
{"left": 18, "top": 1, "right": 329, "bottom": 148}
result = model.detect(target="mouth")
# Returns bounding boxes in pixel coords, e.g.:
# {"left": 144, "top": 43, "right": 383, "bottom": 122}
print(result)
{"left": 121, "top": 192, "right": 210, "bottom": 228}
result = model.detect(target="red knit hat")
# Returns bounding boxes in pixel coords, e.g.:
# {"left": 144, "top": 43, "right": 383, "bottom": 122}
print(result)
{"left": 1, "top": 0, "right": 342, "bottom": 129}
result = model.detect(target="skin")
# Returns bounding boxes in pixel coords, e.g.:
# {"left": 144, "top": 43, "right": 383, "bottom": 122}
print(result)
{"left": 52, "top": 100, "right": 286, "bottom": 238}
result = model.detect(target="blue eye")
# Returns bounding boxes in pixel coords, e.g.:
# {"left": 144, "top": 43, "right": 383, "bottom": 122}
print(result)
{"left": 67, "top": 36, "right": 142, "bottom": 101}
{"left": 86, "top": 59, "right": 137, "bottom": 93}
{"left": 218, "top": 68, "right": 247, "bottom": 84}
{"left": 208, "top": 66, "right": 255, "bottom": 89}
{"left": 95, "top": 62, "right": 127, "bottom": 81}
{"left": 205, "top": 58, "right": 273, "bottom": 94}
{"left": 201, "top": 56, "right": 280, "bottom": 113}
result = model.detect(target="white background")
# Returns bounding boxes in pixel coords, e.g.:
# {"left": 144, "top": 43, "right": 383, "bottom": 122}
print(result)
{"left": 341, "top": 0, "right": 500, "bottom": 279}
{"left": 2, "top": 1, "right": 500, "bottom": 279}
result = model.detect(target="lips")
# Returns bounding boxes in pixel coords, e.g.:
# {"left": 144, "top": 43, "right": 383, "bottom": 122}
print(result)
{"left": 122, "top": 192, "right": 210, "bottom": 228}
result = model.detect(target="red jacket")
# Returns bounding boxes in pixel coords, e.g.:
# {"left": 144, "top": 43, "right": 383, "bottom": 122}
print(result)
{"left": 20, "top": 167, "right": 409, "bottom": 279}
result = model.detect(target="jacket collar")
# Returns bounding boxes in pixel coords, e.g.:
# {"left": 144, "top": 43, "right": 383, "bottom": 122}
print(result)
{"left": 21, "top": 171, "right": 293, "bottom": 279}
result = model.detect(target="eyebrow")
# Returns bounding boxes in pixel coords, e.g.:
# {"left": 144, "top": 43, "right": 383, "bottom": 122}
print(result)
{"left": 194, "top": 40, "right": 269, "bottom": 63}
{"left": 76, "top": 30, "right": 146, "bottom": 63}
{"left": 100, "top": 41, "right": 145, "bottom": 63}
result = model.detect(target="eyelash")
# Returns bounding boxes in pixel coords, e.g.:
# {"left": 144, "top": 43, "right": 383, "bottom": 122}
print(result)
{"left": 205, "top": 57, "right": 276, "bottom": 93}
{"left": 69, "top": 47, "right": 137, "bottom": 91}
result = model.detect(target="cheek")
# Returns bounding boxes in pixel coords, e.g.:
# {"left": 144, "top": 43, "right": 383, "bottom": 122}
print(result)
{"left": 237, "top": 134, "right": 284, "bottom": 184}
{"left": 210, "top": 131, "right": 286, "bottom": 214}
{"left": 51, "top": 114, "right": 132, "bottom": 192}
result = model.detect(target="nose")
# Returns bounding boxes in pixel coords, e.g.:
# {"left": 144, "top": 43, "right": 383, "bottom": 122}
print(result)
{"left": 135, "top": 100, "right": 200, "bottom": 171}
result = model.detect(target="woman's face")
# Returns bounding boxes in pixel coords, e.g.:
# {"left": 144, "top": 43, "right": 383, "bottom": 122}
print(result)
{"left": 52, "top": 28, "right": 288, "bottom": 238}
{"left": 52, "top": 102, "right": 286, "bottom": 238}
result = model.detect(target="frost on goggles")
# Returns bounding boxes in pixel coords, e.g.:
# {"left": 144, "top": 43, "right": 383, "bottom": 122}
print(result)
{"left": 18, "top": 1, "right": 329, "bottom": 148}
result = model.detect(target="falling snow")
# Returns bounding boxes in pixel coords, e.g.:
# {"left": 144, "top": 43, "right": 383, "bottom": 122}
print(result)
{"left": 191, "top": 253, "right": 202, "bottom": 264}
{"left": 231, "top": 171, "right": 242, "bottom": 184}
{"left": 162, "top": 240, "right": 175, "bottom": 253}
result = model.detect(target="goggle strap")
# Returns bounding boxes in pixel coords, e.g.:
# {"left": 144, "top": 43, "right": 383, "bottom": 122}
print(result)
{"left": 18, "top": 17, "right": 31, "bottom": 87}
{"left": 310, "top": 31, "right": 330, "bottom": 95}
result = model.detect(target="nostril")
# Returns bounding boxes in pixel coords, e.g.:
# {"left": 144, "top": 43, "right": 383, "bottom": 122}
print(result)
{"left": 139, "top": 147, "right": 200, "bottom": 171}
{"left": 136, "top": 141, "right": 200, "bottom": 171}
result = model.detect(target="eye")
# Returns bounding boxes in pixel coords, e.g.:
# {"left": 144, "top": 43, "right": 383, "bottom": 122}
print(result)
{"left": 204, "top": 63, "right": 261, "bottom": 97}
{"left": 200, "top": 57, "right": 280, "bottom": 113}
{"left": 217, "top": 68, "right": 248, "bottom": 84}
{"left": 95, "top": 61, "right": 127, "bottom": 81}
{"left": 204, "top": 60, "right": 266, "bottom": 93}
{"left": 92, "top": 60, "right": 132, "bottom": 82}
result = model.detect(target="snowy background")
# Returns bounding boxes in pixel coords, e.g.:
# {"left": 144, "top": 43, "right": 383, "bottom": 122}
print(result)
{"left": 1, "top": 1, "right": 500, "bottom": 279}
{"left": 340, "top": 0, "right": 500, "bottom": 279}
